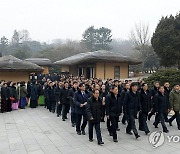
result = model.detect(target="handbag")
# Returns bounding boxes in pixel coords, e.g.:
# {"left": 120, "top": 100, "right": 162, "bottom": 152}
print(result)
{"left": 12, "top": 101, "right": 19, "bottom": 110}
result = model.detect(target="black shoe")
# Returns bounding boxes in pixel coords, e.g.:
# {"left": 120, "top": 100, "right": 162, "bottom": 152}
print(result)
{"left": 126, "top": 131, "right": 133, "bottom": 135}
{"left": 169, "top": 121, "right": 172, "bottom": 126}
{"left": 57, "top": 114, "right": 60, "bottom": 117}
{"left": 178, "top": 126, "right": 180, "bottom": 130}
{"left": 72, "top": 124, "right": 75, "bottom": 127}
{"left": 163, "top": 129, "right": 169, "bottom": 133}
{"left": 89, "top": 139, "right": 93, "bottom": 142}
{"left": 62, "top": 118, "right": 65, "bottom": 121}
{"left": 135, "top": 134, "right": 140, "bottom": 139}
{"left": 77, "top": 132, "right": 81, "bottom": 135}
{"left": 98, "top": 141, "right": 104, "bottom": 145}
{"left": 153, "top": 123, "right": 158, "bottom": 128}
{"left": 65, "top": 116, "right": 68, "bottom": 119}
{"left": 122, "top": 122, "right": 126, "bottom": 125}
{"left": 113, "top": 139, "right": 118, "bottom": 142}
{"left": 118, "top": 120, "right": 120, "bottom": 122}
{"left": 109, "top": 132, "right": 113, "bottom": 136}
{"left": 116, "top": 128, "right": 120, "bottom": 131}
{"left": 145, "top": 130, "right": 150, "bottom": 135}
{"left": 82, "top": 130, "right": 85, "bottom": 135}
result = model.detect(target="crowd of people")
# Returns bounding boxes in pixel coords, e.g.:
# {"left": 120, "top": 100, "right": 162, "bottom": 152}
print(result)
{"left": 0, "top": 75, "right": 180, "bottom": 145}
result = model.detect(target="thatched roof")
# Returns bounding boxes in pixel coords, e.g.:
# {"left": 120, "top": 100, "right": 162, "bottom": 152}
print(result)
{"left": 25, "top": 58, "right": 52, "bottom": 66}
{"left": 54, "top": 50, "right": 142, "bottom": 65}
{"left": 0, "top": 55, "right": 43, "bottom": 72}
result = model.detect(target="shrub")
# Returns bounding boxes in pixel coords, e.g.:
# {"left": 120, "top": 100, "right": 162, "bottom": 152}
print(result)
{"left": 145, "top": 68, "right": 180, "bottom": 87}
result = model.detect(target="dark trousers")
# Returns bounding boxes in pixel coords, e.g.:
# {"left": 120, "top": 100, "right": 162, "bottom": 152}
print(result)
{"left": 71, "top": 107, "right": 76, "bottom": 124}
{"left": 62, "top": 104, "right": 70, "bottom": 119}
{"left": 122, "top": 113, "right": 127, "bottom": 124}
{"left": 101, "top": 105, "right": 106, "bottom": 121}
{"left": 88, "top": 121, "right": 102, "bottom": 142}
{"left": 169, "top": 111, "right": 180, "bottom": 127}
{"left": 76, "top": 113, "right": 87, "bottom": 132}
{"left": 163, "top": 112, "right": 169, "bottom": 121}
{"left": 50, "top": 100, "right": 56, "bottom": 112}
{"left": 148, "top": 109, "right": 155, "bottom": 120}
{"left": 138, "top": 112, "right": 149, "bottom": 132}
{"left": 153, "top": 112, "right": 168, "bottom": 131}
{"left": 107, "top": 118, "right": 110, "bottom": 129}
{"left": 109, "top": 116, "right": 119, "bottom": 139}
{"left": 126, "top": 114, "right": 138, "bottom": 135}
{"left": 56, "top": 102, "right": 62, "bottom": 115}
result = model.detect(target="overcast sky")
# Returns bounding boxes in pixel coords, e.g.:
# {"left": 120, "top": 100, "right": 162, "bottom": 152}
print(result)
{"left": 0, "top": 0, "right": 179, "bottom": 42}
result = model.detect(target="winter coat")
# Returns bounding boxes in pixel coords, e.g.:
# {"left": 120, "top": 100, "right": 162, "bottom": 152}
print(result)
{"left": 124, "top": 90, "right": 141, "bottom": 116}
{"left": 86, "top": 96, "right": 102, "bottom": 123}
{"left": 169, "top": 89, "right": 180, "bottom": 112}
{"left": 154, "top": 91, "right": 169, "bottom": 113}
{"left": 106, "top": 92, "right": 122, "bottom": 117}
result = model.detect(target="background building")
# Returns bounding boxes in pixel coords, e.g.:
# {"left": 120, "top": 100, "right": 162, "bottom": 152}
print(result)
{"left": 0, "top": 55, "right": 42, "bottom": 82}
{"left": 25, "top": 58, "right": 52, "bottom": 74}
{"left": 54, "top": 50, "right": 141, "bottom": 79}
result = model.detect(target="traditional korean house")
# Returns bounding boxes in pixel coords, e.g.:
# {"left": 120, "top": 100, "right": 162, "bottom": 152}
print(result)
{"left": 0, "top": 55, "right": 42, "bottom": 82}
{"left": 25, "top": 58, "right": 52, "bottom": 74}
{"left": 54, "top": 50, "right": 141, "bottom": 79}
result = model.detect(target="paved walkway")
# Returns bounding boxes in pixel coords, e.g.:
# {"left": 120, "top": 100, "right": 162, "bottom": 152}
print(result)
{"left": 0, "top": 107, "right": 180, "bottom": 154}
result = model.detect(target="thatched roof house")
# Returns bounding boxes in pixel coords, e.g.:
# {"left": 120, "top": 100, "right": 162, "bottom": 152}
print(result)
{"left": 25, "top": 58, "right": 52, "bottom": 74}
{"left": 0, "top": 55, "right": 42, "bottom": 82}
{"left": 54, "top": 50, "right": 141, "bottom": 79}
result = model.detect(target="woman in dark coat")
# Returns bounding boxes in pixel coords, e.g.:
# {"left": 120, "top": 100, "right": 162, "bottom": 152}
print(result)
{"left": 30, "top": 81, "right": 38, "bottom": 108}
{"left": 7, "top": 81, "right": 13, "bottom": 112}
{"left": 1, "top": 83, "right": 9, "bottom": 113}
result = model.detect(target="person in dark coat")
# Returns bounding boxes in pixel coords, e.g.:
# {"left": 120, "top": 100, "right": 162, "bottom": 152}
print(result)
{"left": 7, "top": 81, "right": 13, "bottom": 112}
{"left": 99, "top": 84, "right": 108, "bottom": 122}
{"left": 148, "top": 81, "right": 160, "bottom": 121}
{"left": 153, "top": 86, "right": 169, "bottom": 133}
{"left": 1, "top": 82, "right": 9, "bottom": 113}
{"left": 124, "top": 82, "right": 140, "bottom": 139}
{"left": 18, "top": 82, "right": 27, "bottom": 109}
{"left": 120, "top": 83, "right": 130, "bottom": 125}
{"left": 74, "top": 83, "right": 90, "bottom": 135}
{"left": 169, "top": 84, "right": 180, "bottom": 130}
{"left": 30, "top": 81, "right": 38, "bottom": 108}
{"left": 68, "top": 81, "right": 78, "bottom": 127}
{"left": 138, "top": 83, "right": 151, "bottom": 135}
{"left": 55, "top": 81, "right": 63, "bottom": 117}
{"left": 44, "top": 82, "right": 49, "bottom": 109}
{"left": 164, "top": 82, "right": 171, "bottom": 122}
{"left": 87, "top": 89, "right": 104, "bottom": 145}
{"left": 60, "top": 81, "right": 70, "bottom": 121}
{"left": 47, "top": 81, "right": 56, "bottom": 112}
{"left": 106, "top": 86, "right": 122, "bottom": 142}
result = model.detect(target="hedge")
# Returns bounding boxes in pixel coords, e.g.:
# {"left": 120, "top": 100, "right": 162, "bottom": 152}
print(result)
{"left": 145, "top": 69, "right": 180, "bottom": 87}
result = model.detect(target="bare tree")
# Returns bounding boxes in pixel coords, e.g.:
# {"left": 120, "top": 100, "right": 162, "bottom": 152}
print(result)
{"left": 130, "top": 23, "right": 159, "bottom": 72}
{"left": 130, "top": 22, "right": 150, "bottom": 58}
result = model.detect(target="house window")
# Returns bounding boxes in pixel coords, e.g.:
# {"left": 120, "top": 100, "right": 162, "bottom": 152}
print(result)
{"left": 78, "top": 67, "right": 84, "bottom": 76}
{"left": 114, "top": 66, "right": 120, "bottom": 79}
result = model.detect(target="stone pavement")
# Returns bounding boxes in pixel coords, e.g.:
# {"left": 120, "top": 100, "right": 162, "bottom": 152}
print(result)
{"left": 0, "top": 107, "right": 180, "bottom": 154}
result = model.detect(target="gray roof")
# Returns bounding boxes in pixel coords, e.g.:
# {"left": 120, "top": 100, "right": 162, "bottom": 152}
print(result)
{"left": 0, "top": 55, "right": 43, "bottom": 72}
{"left": 25, "top": 58, "right": 52, "bottom": 66}
{"left": 54, "top": 50, "right": 141, "bottom": 65}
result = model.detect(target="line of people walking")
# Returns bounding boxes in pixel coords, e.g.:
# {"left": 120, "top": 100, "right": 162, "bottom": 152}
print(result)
{"left": 1, "top": 77, "right": 180, "bottom": 146}
{"left": 41, "top": 77, "right": 180, "bottom": 145}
